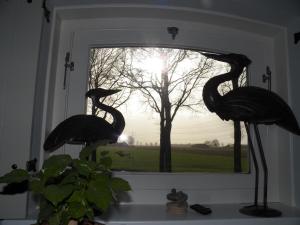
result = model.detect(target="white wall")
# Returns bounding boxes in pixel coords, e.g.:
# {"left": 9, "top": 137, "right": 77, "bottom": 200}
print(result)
{"left": 0, "top": 0, "right": 43, "bottom": 218}
{"left": 287, "top": 17, "right": 300, "bottom": 207}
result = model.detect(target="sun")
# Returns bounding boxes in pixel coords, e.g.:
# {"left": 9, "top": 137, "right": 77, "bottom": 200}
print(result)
{"left": 144, "top": 56, "right": 163, "bottom": 74}
{"left": 118, "top": 134, "right": 128, "bottom": 143}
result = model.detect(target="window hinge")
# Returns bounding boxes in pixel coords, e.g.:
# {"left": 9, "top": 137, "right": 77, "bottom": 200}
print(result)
{"left": 63, "top": 52, "right": 74, "bottom": 90}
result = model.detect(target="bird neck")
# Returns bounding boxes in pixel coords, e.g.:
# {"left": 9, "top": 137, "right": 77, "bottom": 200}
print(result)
{"left": 203, "top": 65, "right": 243, "bottom": 112}
{"left": 95, "top": 100, "right": 125, "bottom": 135}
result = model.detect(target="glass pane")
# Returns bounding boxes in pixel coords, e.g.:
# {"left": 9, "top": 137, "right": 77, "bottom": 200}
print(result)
{"left": 87, "top": 47, "right": 249, "bottom": 173}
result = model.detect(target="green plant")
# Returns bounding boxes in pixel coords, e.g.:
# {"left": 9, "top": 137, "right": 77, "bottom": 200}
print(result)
{"left": 0, "top": 146, "right": 131, "bottom": 225}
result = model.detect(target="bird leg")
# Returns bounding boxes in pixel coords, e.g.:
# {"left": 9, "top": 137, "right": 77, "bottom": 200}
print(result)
{"left": 244, "top": 122, "right": 259, "bottom": 206}
{"left": 240, "top": 123, "right": 282, "bottom": 217}
{"left": 253, "top": 124, "right": 268, "bottom": 209}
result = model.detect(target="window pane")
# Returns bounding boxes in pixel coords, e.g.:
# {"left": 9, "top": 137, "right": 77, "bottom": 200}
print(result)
{"left": 87, "top": 47, "right": 249, "bottom": 173}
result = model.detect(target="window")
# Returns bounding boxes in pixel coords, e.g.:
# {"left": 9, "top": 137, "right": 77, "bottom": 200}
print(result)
{"left": 87, "top": 47, "right": 249, "bottom": 173}
{"left": 49, "top": 17, "right": 276, "bottom": 204}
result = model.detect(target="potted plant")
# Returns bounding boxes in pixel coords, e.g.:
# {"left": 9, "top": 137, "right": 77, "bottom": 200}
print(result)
{"left": 0, "top": 145, "right": 131, "bottom": 225}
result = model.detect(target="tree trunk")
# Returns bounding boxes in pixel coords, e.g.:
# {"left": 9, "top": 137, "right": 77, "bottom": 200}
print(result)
{"left": 233, "top": 121, "right": 242, "bottom": 172}
{"left": 232, "top": 78, "right": 242, "bottom": 172}
{"left": 159, "top": 110, "right": 166, "bottom": 172}
{"left": 159, "top": 122, "right": 172, "bottom": 172}
{"left": 159, "top": 54, "right": 172, "bottom": 172}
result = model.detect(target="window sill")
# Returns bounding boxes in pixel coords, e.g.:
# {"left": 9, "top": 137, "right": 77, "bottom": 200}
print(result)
{"left": 1, "top": 203, "right": 300, "bottom": 225}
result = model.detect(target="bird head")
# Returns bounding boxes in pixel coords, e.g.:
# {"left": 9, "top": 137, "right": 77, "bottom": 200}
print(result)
{"left": 202, "top": 52, "right": 252, "bottom": 67}
{"left": 85, "top": 88, "right": 121, "bottom": 99}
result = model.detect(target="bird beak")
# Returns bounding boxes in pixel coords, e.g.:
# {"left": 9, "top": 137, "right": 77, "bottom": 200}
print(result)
{"left": 86, "top": 88, "right": 121, "bottom": 98}
{"left": 201, "top": 52, "right": 228, "bottom": 62}
{"left": 109, "top": 89, "right": 121, "bottom": 95}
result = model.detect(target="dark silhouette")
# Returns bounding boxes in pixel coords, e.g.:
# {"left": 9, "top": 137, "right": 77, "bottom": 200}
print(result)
{"left": 202, "top": 52, "right": 300, "bottom": 217}
{"left": 44, "top": 88, "right": 125, "bottom": 152}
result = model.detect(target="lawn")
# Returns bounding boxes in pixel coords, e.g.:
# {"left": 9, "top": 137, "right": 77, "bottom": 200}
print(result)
{"left": 97, "top": 145, "right": 249, "bottom": 173}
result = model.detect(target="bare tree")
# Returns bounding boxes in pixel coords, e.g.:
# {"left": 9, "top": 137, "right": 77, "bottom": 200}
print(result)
{"left": 117, "top": 48, "right": 214, "bottom": 172}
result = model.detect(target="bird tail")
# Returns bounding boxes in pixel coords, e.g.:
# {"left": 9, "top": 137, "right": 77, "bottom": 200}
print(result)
{"left": 294, "top": 128, "right": 300, "bottom": 136}
{"left": 278, "top": 122, "right": 300, "bottom": 136}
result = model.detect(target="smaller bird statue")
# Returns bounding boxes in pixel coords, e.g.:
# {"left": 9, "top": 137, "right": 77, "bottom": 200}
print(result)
{"left": 43, "top": 88, "right": 125, "bottom": 152}
{"left": 202, "top": 52, "right": 300, "bottom": 217}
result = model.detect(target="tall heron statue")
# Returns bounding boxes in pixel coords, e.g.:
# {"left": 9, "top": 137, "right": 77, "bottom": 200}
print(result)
{"left": 202, "top": 52, "right": 300, "bottom": 217}
{"left": 44, "top": 88, "right": 125, "bottom": 152}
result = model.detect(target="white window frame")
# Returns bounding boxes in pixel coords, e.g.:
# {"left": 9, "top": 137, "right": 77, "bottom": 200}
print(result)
{"left": 44, "top": 15, "right": 282, "bottom": 205}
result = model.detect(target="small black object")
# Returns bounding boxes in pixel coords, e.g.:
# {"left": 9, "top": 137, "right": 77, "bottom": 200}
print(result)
{"left": 26, "top": 158, "right": 37, "bottom": 172}
{"left": 63, "top": 52, "right": 74, "bottom": 89}
{"left": 11, "top": 164, "right": 18, "bottom": 170}
{"left": 190, "top": 204, "right": 212, "bottom": 215}
{"left": 167, "top": 27, "right": 179, "bottom": 40}
{"left": 42, "top": 0, "right": 51, "bottom": 23}
{"left": 294, "top": 32, "right": 300, "bottom": 44}
{"left": 262, "top": 66, "right": 272, "bottom": 91}
{"left": 0, "top": 180, "right": 29, "bottom": 195}
{"left": 26, "top": 0, "right": 50, "bottom": 23}
{"left": 239, "top": 205, "right": 282, "bottom": 217}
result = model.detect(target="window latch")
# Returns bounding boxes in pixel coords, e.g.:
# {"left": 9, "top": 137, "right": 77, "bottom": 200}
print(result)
{"left": 63, "top": 52, "right": 74, "bottom": 90}
{"left": 262, "top": 66, "right": 271, "bottom": 91}
{"left": 26, "top": 158, "right": 37, "bottom": 172}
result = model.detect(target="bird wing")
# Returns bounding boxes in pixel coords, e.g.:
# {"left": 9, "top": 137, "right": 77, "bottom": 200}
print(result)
{"left": 219, "top": 86, "right": 295, "bottom": 125}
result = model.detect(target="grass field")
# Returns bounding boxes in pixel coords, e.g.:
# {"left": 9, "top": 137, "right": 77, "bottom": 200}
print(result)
{"left": 97, "top": 145, "right": 249, "bottom": 173}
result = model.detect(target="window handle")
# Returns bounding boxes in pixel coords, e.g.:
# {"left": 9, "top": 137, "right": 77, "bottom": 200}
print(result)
{"left": 63, "top": 52, "right": 74, "bottom": 90}
{"left": 262, "top": 66, "right": 271, "bottom": 91}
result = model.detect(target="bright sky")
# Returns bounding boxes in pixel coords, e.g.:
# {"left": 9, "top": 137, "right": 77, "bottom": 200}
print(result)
{"left": 119, "top": 94, "right": 246, "bottom": 146}
{"left": 116, "top": 49, "right": 246, "bottom": 145}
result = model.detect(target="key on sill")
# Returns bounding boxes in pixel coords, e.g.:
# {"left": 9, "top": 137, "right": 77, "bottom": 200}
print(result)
{"left": 190, "top": 204, "right": 212, "bottom": 215}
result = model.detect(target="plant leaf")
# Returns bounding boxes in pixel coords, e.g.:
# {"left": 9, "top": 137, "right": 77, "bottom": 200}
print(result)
{"left": 99, "top": 156, "right": 112, "bottom": 169}
{"left": 0, "top": 169, "right": 29, "bottom": 183}
{"left": 48, "top": 212, "right": 61, "bottom": 225}
{"left": 60, "top": 172, "right": 78, "bottom": 185}
{"left": 29, "top": 179, "right": 43, "bottom": 193}
{"left": 85, "top": 207, "right": 94, "bottom": 221}
{"left": 43, "top": 155, "right": 72, "bottom": 179}
{"left": 60, "top": 212, "right": 71, "bottom": 225}
{"left": 73, "top": 159, "right": 93, "bottom": 177}
{"left": 44, "top": 184, "right": 74, "bottom": 206}
{"left": 86, "top": 177, "right": 112, "bottom": 212}
{"left": 111, "top": 177, "right": 131, "bottom": 193}
{"left": 79, "top": 146, "right": 96, "bottom": 160}
{"left": 38, "top": 198, "right": 55, "bottom": 222}
{"left": 68, "top": 202, "right": 86, "bottom": 219}
{"left": 67, "top": 190, "right": 84, "bottom": 203}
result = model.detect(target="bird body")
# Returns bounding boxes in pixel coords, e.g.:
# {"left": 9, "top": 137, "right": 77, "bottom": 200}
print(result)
{"left": 43, "top": 115, "right": 119, "bottom": 151}
{"left": 215, "top": 86, "right": 300, "bottom": 135}
{"left": 44, "top": 88, "right": 125, "bottom": 152}
{"left": 202, "top": 52, "right": 300, "bottom": 135}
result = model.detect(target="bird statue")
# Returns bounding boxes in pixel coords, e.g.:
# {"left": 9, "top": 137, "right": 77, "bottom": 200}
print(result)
{"left": 202, "top": 52, "right": 300, "bottom": 217}
{"left": 43, "top": 88, "right": 125, "bottom": 152}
